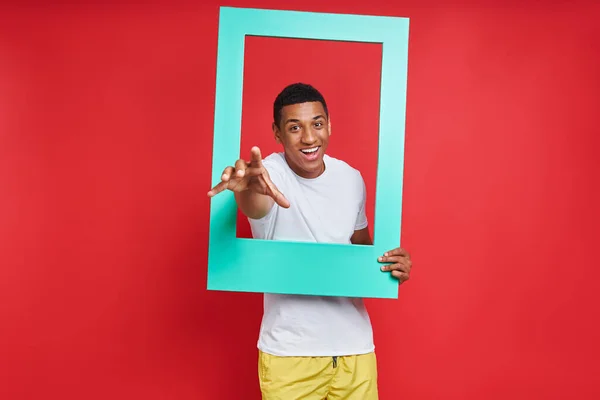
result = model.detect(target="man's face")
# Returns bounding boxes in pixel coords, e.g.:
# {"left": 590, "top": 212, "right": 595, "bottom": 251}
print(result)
{"left": 273, "top": 101, "right": 331, "bottom": 179}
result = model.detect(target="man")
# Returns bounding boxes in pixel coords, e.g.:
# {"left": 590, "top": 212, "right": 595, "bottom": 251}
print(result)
{"left": 208, "top": 83, "right": 412, "bottom": 399}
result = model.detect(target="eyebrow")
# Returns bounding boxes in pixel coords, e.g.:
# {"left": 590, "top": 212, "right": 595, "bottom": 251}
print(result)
{"left": 284, "top": 115, "right": 326, "bottom": 125}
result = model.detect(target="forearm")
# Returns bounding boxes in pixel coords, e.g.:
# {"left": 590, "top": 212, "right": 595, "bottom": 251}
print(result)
{"left": 235, "top": 190, "right": 274, "bottom": 220}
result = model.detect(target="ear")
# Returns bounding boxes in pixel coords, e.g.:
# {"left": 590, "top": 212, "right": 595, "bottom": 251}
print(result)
{"left": 272, "top": 122, "right": 282, "bottom": 144}
{"left": 327, "top": 116, "right": 332, "bottom": 136}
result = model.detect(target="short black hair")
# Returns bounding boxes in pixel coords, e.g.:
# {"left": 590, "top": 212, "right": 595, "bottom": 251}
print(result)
{"left": 273, "top": 83, "right": 329, "bottom": 127}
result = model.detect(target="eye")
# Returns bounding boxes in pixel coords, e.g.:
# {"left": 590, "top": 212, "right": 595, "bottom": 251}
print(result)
{"left": 289, "top": 125, "right": 300, "bottom": 132}
{"left": 314, "top": 122, "right": 323, "bottom": 128}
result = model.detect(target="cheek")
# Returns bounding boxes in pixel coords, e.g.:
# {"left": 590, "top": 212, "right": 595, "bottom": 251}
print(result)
{"left": 282, "top": 135, "right": 300, "bottom": 149}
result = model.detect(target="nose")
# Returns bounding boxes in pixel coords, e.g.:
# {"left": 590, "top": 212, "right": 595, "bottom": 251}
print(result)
{"left": 301, "top": 127, "right": 317, "bottom": 144}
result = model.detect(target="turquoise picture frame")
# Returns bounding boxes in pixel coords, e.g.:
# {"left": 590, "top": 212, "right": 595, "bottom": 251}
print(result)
{"left": 207, "top": 6, "right": 409, "bottom": 299}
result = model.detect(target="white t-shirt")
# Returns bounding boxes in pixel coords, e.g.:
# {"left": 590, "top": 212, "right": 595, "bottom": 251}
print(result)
{"left": 248, "top": 152, "right": 375, "bottom": 357}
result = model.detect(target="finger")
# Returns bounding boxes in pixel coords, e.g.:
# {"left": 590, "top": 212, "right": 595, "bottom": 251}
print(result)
{"left": 383, "top": 247, "right": 410, "bottom": 258}
{"left": 391, "top": 270, "right": 410, "bottom": 283}
{"left": 207, "top": 180, "right": 229, "bottom": 197}
{"left": 380, "top": 263, "right": 410, "bottom": 273}
{"left": 250, "top": 146, "right": 263, "bottom": 166}
{"left": 234, "top": 159, "right": 247, "bottom": 178}
{"left": 377, "top": 255, "right": 411, "bottom": 265}
{"left": 220, "top": 166, "right": 235, "bottom": 181}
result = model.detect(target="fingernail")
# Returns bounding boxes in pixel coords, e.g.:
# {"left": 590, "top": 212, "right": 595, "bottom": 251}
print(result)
{"left": 380, "top": 266, "right": 386, "bottom": 271}
{"left": 378, "top": 257, "right": 383, "bottom": 262}
{"left": 384, "top": 252, "right": 388, "bottom": 257}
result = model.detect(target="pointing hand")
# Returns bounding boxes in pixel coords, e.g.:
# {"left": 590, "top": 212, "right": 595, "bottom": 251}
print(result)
{"left": 207, "top": 146, "right": 290, "bottom": 208}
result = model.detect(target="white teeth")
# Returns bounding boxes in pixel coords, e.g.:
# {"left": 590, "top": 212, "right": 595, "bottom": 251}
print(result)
{"left": 301, "top": 147, "right": 319, "bottom": 154}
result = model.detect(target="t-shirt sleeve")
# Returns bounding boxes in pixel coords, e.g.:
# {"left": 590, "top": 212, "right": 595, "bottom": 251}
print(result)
{"left": 354, "top": 174, "right": 368, "bottom": 231}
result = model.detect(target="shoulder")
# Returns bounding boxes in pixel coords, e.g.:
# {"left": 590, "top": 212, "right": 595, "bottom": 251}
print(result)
{"left": 325, "top": 155, "right": 364, "bottom": 184}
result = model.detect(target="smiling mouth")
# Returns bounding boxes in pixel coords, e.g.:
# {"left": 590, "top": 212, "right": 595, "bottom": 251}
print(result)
{"left": 300, "top": 146, "right": 320, "bottom": 154}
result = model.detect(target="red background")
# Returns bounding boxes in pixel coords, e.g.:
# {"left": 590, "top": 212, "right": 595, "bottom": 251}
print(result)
{"left": 1, "top": 1, "right": 599, "bottom": 399}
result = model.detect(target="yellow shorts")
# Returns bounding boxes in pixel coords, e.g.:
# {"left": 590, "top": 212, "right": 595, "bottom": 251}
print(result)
{"left": 258, "top": 350, "right": 378, "bottom": 399}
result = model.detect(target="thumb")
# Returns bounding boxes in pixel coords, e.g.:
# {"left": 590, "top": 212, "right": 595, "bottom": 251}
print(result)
{"left": 271, "top": 187, "right": 290, "bottom": 209}
{"left": 263, "top": 176, "right": 290, "bottom": 208}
